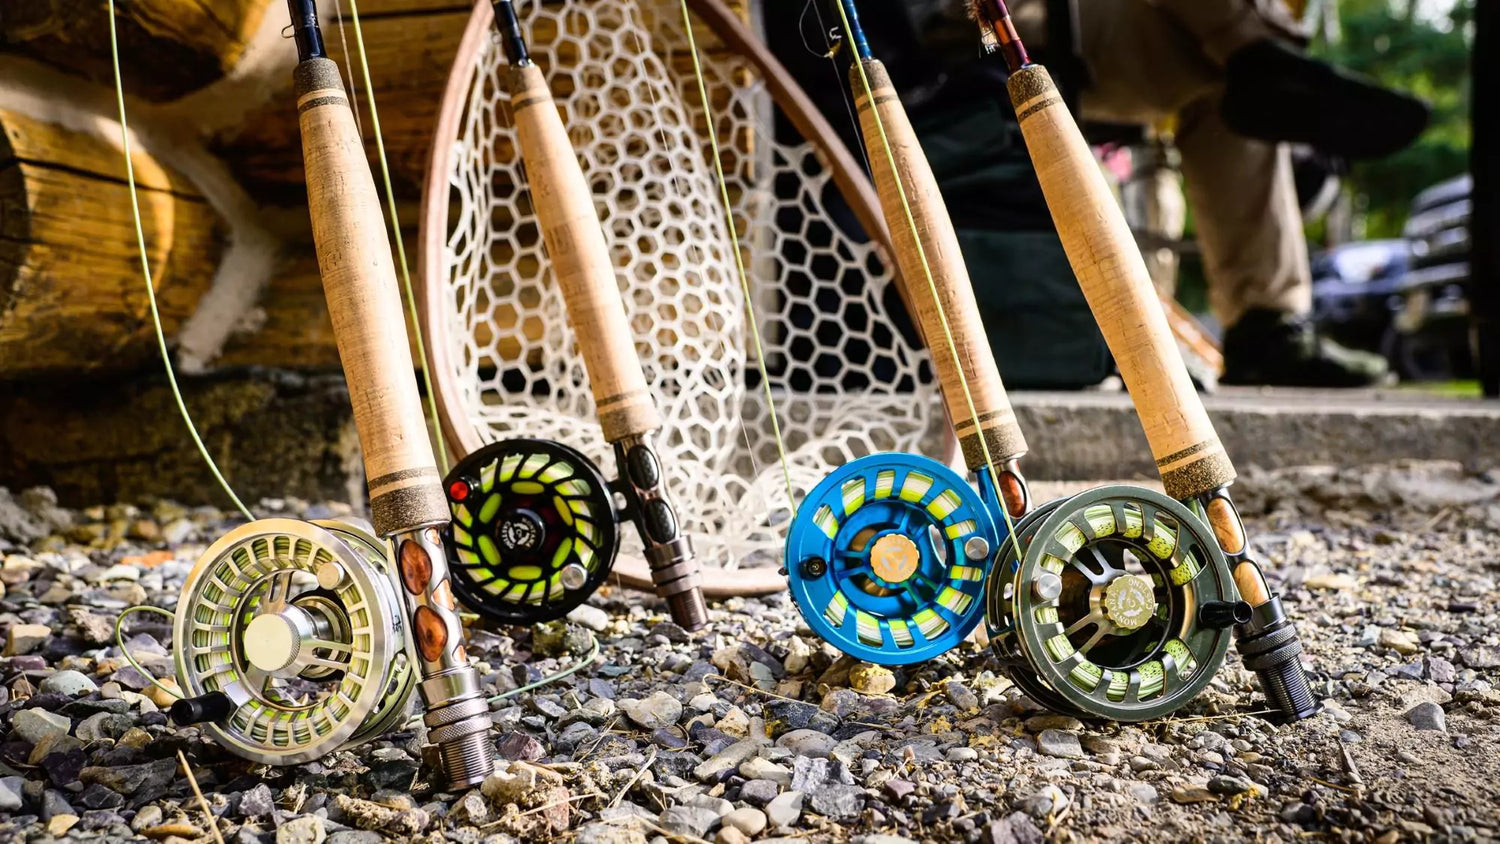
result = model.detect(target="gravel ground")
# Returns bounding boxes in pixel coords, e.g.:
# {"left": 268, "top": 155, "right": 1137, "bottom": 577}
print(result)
{"left": 0, "top": 460, "right": 1497, "bottom": 843}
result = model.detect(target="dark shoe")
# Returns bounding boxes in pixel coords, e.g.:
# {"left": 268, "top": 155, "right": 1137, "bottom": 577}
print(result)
{"left": 1221, "top": 308, "right": 1391, "bottom": 387}
{"left": 1221, "top": 39, "right": 1430, "bottom": 161}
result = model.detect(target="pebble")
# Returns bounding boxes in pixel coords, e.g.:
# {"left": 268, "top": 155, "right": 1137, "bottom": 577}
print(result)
{"left": 765, "top": 791, "right": 804, "bottom": 829}
{"left": 776, "top": 729, "right": 836, "bottom": 758}
{"left": 46, "top": 814, "right": 79, "bottom": 836}
{"left": 945, "top": 680, "right": 980, "bottom": 711}
{"left": 661, "top": 804, "right": 720, "bottom": 838}
{"left": 1381, "top": 629, "right": 1423, "bottom": 655}
{"left": 39, "top": 670, "right": 99, "bottom": 697}
{"left": 1127, "top": 784, "right": 1159, "bottom": 804}
{"left": 1018, "top": 785, "right": 1069, "bottom": 818}
{"left": 694, "top": 739, "right": 759, "bottom": 782}
{"left": 4, "top": 623, "right": 52, "bottom": 655}
{"left": 1036, "top": 729, "right": 1084, "bottom": 759}
{"left": 849, "top": 663, "right": 896, "bottom": 695}
{"left": 12, "top": 709, "right": 71, "bottom": 745}
{"left": 1170, "top": 785, "right": 1218, "bottom": 804}
{"left": 239, "top": 783, "right": 275, "bottom": 818}
{"left": 277, "top": 816, "right": 327, "bottom": 844}
{"left": 721, "top": 806, "right": 767, "bottom": 836}
{"left": 809, "top": 784, "right": 865, "bottom": 819}
{"left": 1405, "top": 701, "right": 1448, "bottom": 732}
{"left": 0, "top": 776, "right": 22, "bottom": 811}
{"left": 576, "top": 823, "right": 647, "bottom": 844}
{"left": 738, "top": 779, "right": 781, "bottom": 806}
{"left": 947, "top": 746, "right": 979, "bottom": 762}
{"left": 621, "top": 692, "right": 682, "bottom": 730}
{"left": 739, "top": 757, "right": 791, "bottom": 785}
{"left": 567, "top": 604, "right": 611, "bottom": 632}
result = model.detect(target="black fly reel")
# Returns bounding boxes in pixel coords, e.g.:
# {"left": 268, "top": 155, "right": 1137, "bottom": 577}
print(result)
{"left": 442, "top": 439, "right": 618, "bottom": 624}
{"left": 986, "top": 486, "right": 1247, "bottom": 721}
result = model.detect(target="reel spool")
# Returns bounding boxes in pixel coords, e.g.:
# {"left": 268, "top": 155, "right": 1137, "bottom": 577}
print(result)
{"left": 986, "top": 487, "right": 1244, "bottom": 721}
{"left": 443, "top": 439, "right": 617, "bottom": 624}
{"left": 786, "top": 453, "right": 1001, "bottom": 665}
{"left": 171, "top": 519, "right": 416, "bottom": 766}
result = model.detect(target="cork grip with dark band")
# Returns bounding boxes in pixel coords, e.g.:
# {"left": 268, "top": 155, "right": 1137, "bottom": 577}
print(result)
{"left": 296, "top": 58, "right": 449, "bottom": 536}
{"left": 508, "top": 64, "right": 662, "bottom": 443}
{"left": 852, "top": 58, "right": 1027, "bottom": 472}
{"left": 1005, "top": 65, "right": 1234, "bottom": 500}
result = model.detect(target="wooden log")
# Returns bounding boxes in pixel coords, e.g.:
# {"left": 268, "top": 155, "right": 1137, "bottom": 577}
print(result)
{"left": 0, "top": 0, "right": 273, "bottom": 102}
{"left": 0, "top": 108, "right": 224, "bottom": 379}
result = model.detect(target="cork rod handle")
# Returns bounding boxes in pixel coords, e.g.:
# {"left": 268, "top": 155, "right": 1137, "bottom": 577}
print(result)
{"left": 853, "top": 58, "right": 1027, "bottom": 471}
{"left": 296, "top": 57, "right": 448, "bottom": 535}
{"left": 509, "top": 64, "right": 662, "bottom": 442}
{"left": 1007, "top": 65, "right": 1234, "bottom": 500}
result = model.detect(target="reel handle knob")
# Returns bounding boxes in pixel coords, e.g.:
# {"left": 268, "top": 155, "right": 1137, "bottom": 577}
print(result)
{"left": 169, "top": 692, "right": 235, "bottom": 726}
{"left": 1198, "top": 600, "right": 1252, "bottom": 630}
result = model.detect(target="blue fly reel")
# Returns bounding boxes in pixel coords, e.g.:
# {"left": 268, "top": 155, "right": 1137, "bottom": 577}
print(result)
{"left": 786, "top": 453, "right": 1004, "bottom": 665}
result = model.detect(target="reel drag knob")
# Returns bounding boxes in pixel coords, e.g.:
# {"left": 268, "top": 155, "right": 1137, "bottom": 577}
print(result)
{"left": 986, "top": 486, "right": 1238, "bottom": 721}
{"left": 172, "top": 519, "right": 416, "bottom": 765}
{"left": 442, "top": 439, "right": 617, "bottom": 624}
{"left": 786, "top": 453, "right": 1002, "bottom": 666}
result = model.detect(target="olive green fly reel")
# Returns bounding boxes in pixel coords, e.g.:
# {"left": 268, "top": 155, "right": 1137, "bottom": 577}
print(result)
{"left": 985, "top": 488, "right": 1248, "bottom": 721}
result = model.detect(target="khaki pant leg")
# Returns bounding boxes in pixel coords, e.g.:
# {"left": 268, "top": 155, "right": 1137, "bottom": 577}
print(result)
{"left": 1145, "top": 0, "right": 1297, "bottom": 64}
{"left": 1175, "top": 95, "right": 1312, "bottom": 327}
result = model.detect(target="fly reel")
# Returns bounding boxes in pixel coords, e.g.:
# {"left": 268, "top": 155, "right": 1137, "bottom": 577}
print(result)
{"left": 443, "top": 439, "right": 617, "bottom": 624}
{"left": 170, "top": 519, "right": 416, "bottom": 765}
{"left": 986, "top": 487, "right": 1248, "bottom": 721}
{"left": 786, "top": 454, "right": 1002, "bottom": 665}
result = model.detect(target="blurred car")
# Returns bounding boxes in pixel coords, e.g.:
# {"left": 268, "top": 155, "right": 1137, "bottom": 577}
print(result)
{"left": 1310, "top": 175, "right": 1474, "bottom": 381}
{"left": 1391, "top": 174, "right": 1473, "bottom": 380}
{"left": 1310, "top": 238, "right": 1410, "bottom": 353}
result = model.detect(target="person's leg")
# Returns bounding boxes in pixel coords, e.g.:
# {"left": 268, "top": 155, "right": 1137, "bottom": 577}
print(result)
{"left": 1175, "top": 95, "right": 1308, "bottom": 327}
{"left": 1144, "top": 0, "right": 1303, "bottom": 65}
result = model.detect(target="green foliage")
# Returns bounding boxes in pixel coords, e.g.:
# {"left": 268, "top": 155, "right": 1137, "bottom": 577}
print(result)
{"left": 1314, "top": 0, "right": 1474, "bottom": 238}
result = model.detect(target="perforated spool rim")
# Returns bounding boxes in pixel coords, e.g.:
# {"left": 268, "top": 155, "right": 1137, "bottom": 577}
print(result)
{"left": 785, "top": 452, "right": 1000, "bottom": 665}
{"left": 172, "top": 519, "right": 409, "bottom": 765}
{"left": 1007, "top": 486, "right": 1236, "bottom": 721}
{"left": 418, "top": 0, "right": 950, "bottom": 598}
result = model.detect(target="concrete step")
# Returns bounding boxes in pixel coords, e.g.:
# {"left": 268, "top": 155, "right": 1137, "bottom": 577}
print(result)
{"left": 1011, "top": 386, "right": 1500, "bottom": 482}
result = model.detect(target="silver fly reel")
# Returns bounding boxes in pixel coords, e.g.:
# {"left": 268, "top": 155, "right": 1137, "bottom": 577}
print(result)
{"left": 171, "top": 518, "right": 416, "bottom": 765}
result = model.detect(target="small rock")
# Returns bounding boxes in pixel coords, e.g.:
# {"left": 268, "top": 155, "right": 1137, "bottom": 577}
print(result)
{"left": 718, "top": 828, "right": 751, "bottom": 844}
{"left": 39, "top": 670, "right": 99, "bottom": 697}
{"left": 1405, "top": 701, "right": 1447, "bottom": 732}
{"left": 947, "top": 746, "right": 979, "bottom": 762}
{"left": 765, "top": 791, "right": 804, "bottom": 829}
{"left": 738, "top": 779, "right": 780, "bottom": 806}
{"left": 848, "top": 663, "right": 895, "bottom": 695}
{"left": 1209, "top": 776, "right": 1265, "bottom": 798}
{"left": 575, "top": 823, "right": 647, "bottom": 844}
{"left": 945, "top": 680, "right": 979, "bottom": 712}
{"left": 620, "top": 692, "right": 682, "bottom": 730}
{"left": 721, "top": 806, "right": 767, "bottom": 836}
{"left": 1461, "top": 647, "right": 1500, "bottom": 669}
{"left": 1127, "top": 784, "right": 1159, "bottom": 804}
{"left": 0, "top": 776, "right": 23, "bottom": 811}
{"left": 277, "top": 815, "right": 327, "bottom": 844}
{"left": 809, "top": 784, "right": 865, "bottom": 819}
{"left": 1380, "top": 629, "right": 1422, "bottom": 656}
{"left": 983, "top": 813, "right": 1044, "bottom": 844}
{"left": 739, "top": 757, "right": 791, "bottom": 786}
{"left": 1024, "top": 714, "right": 1085, "bottom": 732}
{"left": 1304, "top": 572, "right": 1357, "bottom": 591}
{"left": 12, "top": 709, "right": 71, "bottom": 745}
{"left": 1036, "top": 729, "right": 1083, "bottom": 759}
{"left": 776, "top": 729, "right": 836, "bottom": 758}
{"left": 1018, "top": 785, "right": 1069, "bottom": 818}
{"left": 884, "top": 779, "right": 915, "bottom": 801}
{"left": 1170, "top": 785, "right": 1218, "bottom": 804}
{"left": 143, "top": 822, "right": 204, "bottom": 839}
{"left": 695, "top": 739, "right": 759, "bottom": 782}
{"left": 567, "top": 604, "right": 610, "bottom": 632}
{"left": 239, "top": 783, "right": 275, "bottom": 818}
{"left": 660, "top": 805, "right": 719, "bottom": 838}
{"left": 4, "top": 623, "right": 52, "bottom": 655}
{"left": 46, "top": 814, "right": 79, "bottom": 836}
{"left": 496, "top": 731, "right": 546, "bottom": 761}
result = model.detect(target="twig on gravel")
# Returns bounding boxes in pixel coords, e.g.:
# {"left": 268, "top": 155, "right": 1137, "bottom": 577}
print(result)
{"left": 609, "top": 747, "right": 658, "bottom": 807}
{"left": 177, "top": 750, "right": 225, "bottom": 844}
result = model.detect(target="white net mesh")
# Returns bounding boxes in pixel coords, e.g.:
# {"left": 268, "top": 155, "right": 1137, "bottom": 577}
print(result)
{"left": 432, "top": 0, "right": 944, "bottom": 576}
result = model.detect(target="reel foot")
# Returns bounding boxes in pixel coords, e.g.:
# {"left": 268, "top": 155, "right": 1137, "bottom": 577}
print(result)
{"left": 786, "top": 453, "right": 1001, "bottom": 666}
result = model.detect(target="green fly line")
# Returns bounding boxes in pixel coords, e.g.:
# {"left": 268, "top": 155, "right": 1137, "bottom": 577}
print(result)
{"left": 828, "top": 1, "right": 1024, "bottom": 556}
{"left": 677, "top": 0, "right": 800, "bottom": 517}
{"left": 106, "top": 0, "right": 254, "bottom": 523}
